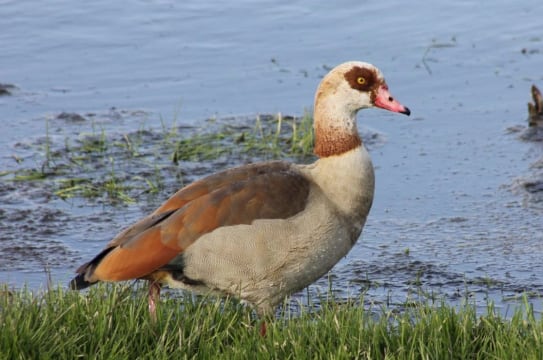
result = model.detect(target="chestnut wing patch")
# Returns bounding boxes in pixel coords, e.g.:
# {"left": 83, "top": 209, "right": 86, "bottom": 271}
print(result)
{"left": 70, "top": 162, "right": 310, "bottom": 287}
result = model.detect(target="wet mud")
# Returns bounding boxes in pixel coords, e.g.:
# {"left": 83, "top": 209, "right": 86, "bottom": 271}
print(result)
{"left": 0, "top": 206, "right": 78, "bottom": 271}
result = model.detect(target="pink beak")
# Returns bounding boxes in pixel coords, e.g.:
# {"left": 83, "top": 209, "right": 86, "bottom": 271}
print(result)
{"left": 374, "top": 85, "right": 410, "bottom": 116}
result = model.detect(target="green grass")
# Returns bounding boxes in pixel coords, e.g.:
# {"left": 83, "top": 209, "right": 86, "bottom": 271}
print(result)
{"left": 1, "top": 284, "right": 542, "bottom": 359}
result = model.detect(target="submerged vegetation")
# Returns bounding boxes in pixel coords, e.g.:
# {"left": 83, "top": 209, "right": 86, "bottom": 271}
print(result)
{"left": 1, "top": 284, "right": 542, "bottom": 359}
{"left": 1, "top": 112, "right": 315, "bottom": 204}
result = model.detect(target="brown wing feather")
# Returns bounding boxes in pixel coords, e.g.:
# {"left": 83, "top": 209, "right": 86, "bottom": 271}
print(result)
{"left": 70, "top": 161, "right": 310, "bottom": 288}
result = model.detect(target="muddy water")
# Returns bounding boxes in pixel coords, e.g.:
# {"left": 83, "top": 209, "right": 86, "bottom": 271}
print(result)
{"left": 1, "top": 0, "right": 542, "bottom": 314}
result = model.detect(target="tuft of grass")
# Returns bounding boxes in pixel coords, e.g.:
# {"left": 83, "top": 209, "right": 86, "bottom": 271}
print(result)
{"left": 1, "top": 283, "right": 542, "bottom": 359}
{"left": 242, "top": 111, "right": 314, "bottom": 159}
{"left": 290, "top": 110, "right": 314, "bottom": 155}
{"left": 172, "top": 132, "right": 230, "bottom": 163}
{"left": 170, "top": 112, "right": 315, "bottom": 163}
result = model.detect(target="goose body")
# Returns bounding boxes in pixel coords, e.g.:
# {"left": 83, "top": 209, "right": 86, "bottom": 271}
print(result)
{"left": 70, "top": 61, "right": 410, "bottom": 316}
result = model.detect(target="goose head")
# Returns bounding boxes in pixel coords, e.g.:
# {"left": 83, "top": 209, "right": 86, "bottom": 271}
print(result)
{"left": 314, "top": 61, "right": 410, "bottom": 157}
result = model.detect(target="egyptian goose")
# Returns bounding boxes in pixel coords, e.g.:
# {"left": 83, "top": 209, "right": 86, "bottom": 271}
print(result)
{"left": 70, "top": 61, "right": 410, "bottom": 320}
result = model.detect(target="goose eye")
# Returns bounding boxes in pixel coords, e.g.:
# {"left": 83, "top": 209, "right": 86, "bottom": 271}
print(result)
{"left": 357, "top": 77, "right": 366, "bottom": 85}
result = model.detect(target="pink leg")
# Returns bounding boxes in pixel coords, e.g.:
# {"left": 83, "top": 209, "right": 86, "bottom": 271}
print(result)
{"left": 148, "top": 281, "right": 161, "bottom": 322}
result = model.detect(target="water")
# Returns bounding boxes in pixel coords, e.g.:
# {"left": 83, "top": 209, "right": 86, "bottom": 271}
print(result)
{"left": 1, "top": 0, "right": 542, "bottom": 314}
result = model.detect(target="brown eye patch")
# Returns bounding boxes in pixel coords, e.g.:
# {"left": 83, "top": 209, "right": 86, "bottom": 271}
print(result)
{"left": 344, "top": 66, "right": 378, "bottom": 92}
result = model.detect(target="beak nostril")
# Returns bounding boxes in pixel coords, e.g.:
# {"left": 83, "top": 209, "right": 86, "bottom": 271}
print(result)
{"left": 388, "top": 96, "right": 394, "bottom": 102}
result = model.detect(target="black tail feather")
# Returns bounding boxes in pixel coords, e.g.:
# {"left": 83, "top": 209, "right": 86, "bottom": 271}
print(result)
{"left": 69, "top": 246, "right": 117, "bottom": 290}
{"left": 69, "top": 273, "right": 96, "bottom": 290}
